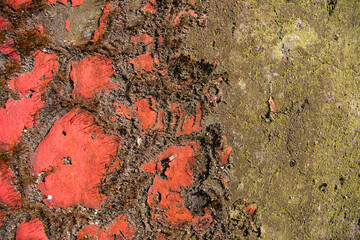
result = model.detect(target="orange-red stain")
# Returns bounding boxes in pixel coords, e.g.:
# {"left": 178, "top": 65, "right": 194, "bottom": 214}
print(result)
{"left": 70, "top": 55, "right": 117, "bottom": 99}
{"left": 16, "top": 217, "right": 48, "bottom": 240}
{"left": 77, "top": 214, "right": 135, "bottom": 240}
{"left": 32, "top": 109, "right": 120, "bottom": 209}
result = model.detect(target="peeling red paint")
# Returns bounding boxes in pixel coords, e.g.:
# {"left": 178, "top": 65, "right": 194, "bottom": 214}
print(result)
{"left": 0, "top": 38, "right": 20, "bottom": 62}
{"left": 0, "top": 51, "right": 57, "bottom": 150}
{"left": 143, "top": 0, "right": 157, "bottom": 13}
{"left": 70, "top": 0, "right": 82, "bottom": 6}
{"left": 5, "top": 0, "right": 32, "bottom": 9}
{"left": 65, "top": 20, "right": 70, "bottom": 32}
{"left": 77, "top": 214, "right": 135, "bottom": 240}
{"left": 16, "top": 217, "right": 48, "bottom": 240}
{"left": 180, "top": 104, "right": 201, "bottom": 136}
{"left": 35, "top": 25, "right": 44, "bottom": 34}
{"left": 0, "top": 16, "right": 10, "bottom": 31}
{"left": 9, "top": 50, "right": 58, "bottom": 95}
{"left": 32, "top": 109, "right": 120, "bottom": 209}
{"left": 143, "top": 142, "right": 212, "bottom": 229}
{"left": 91, "top": 4, "right": 111, "bottom": 43}
{"left": 173, "top": 9, "right": 198, "bottom": 26}
{"left": 134, "top": 98, "right": 157, "bottom": 130}
{"left": 0, "top": 162, "right": 21, "bottom": 225}
{"left": 129, "top": 53, "right": 153, "bottom": 72}
{"left": 130, "top": 33, "right": 154, "bottom": 46}
{"left": 47, "top": 0, "right": 82, "bottom": 6}
{"left": 114, "top": 97, "right": 164, "bottom": 132}
{"left": 113, "top": 102, "right": 133, "bottom": 119}
{"left": 244, "top": 204, "right": 257, "bottom": 215}
{"left": 70, "top": 55, "right": 117, "bottom": 99}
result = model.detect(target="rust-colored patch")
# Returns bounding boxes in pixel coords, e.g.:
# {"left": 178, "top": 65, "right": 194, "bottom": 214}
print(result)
{"left": 91, "top": 4, "right": 111, "bottom": 43}
{"left": 142, "top": 0, "right": 157, "bottom": 13}
{"left": 245, "top": 203, "right": 257, "bottom": 215}
{"left": 16, "top": 217, "right": 48, "bottom": 240}
{"left": 142, "top": 142, "right": 212, "bottom": 229}
{"left": 268, "top": 96, "right": 277, "bottom": 112}
{"left": 32, "top": 109, "right": 120, "bottom": 209}
{"left": 77, "top": 214, "right": 135, "bottom": 240}
{"left": 70, "top": 55, "right": 117, "bottom": 99}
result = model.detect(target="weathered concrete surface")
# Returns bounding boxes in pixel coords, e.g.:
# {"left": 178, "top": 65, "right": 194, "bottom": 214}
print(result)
{"left": 185, "top": 0, "right": 360, "bottom": 238}
{"left": 0, "top": 0, "right": 359, "bottom": 239}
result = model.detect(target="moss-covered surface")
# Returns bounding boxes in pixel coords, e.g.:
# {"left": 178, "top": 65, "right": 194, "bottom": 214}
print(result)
{"left": 185, "top": 0, "right": 360, "bottom": 238}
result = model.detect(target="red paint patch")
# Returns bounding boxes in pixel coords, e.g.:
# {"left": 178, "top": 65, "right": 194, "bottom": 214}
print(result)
{"left": 143, "top": 0, "right": 157, "bottom": 13}
{"left": 0, "top": 162, "right": 21, "bottom": 224}
{"left": 16, "top": 217, "right": 48, "bottom": 240}
{"left": 65, "top": 20, "right": 70, "bottom": 32}
{"left": 32, "top": 109, "right": 120, "bottom": 209}
{"left": 0, "top": 16, "right": 10, "bottom": 31}
{"left": 91, "top": 4, "right": 111, "bottom": 43}
{"left": 130, "top": 33, "right": 154, "bottom": 46}
{"left": 35, "top": 25, "right": 44, "bottom": 34}
{"left": 77, "top": 214, "right": 135, "bottom": 240}
{"left": 129, "top": 53, "right": 153, "bottom": 72}
{"left": 113, "top": 103, "right": 132, "bottom": 119}
{"left": 47, "top": 0, "right": 82, "bottom": 6}
{"left": 244, "top": 204, "right": 257, "bottom": 215}
{"left": 0, "top": 51, "right": 57, "bottom": 150}
{"left": 143, "top": 142, "right": 212, "bottom": 229}
{"left": 70, "top": 55, "right": 117, "bottom": 99}
{"left": 5, "top": 0, "right": 32, "bottom": 9}
{"left": 70, "top": 0, "right": 82, "bottom": 6}
{"left": 180, "top": 104, "right": 201, "bottom": 136}
{"left": 0, "top": 38, "right": 20, "bottom": 62}
{"left": 134, "top": 98, "right": 157, "bottom": 130}
{"left": 9, "top": 50, "right": 58, "bottom": 96}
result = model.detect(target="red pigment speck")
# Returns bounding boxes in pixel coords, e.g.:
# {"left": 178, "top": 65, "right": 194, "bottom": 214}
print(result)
{"left": 142, "top": 142, "right": 212, "bottom": 229}
{"left": 5, "top": 0, "right": 32, "bottom": 9}
{"left": 70, "top": 0, "right": 82, "bottom": 6}
{"left": 113, "top": 103, "right": 133, "bottom": 119}
{"left": 0, "top": 38, "right": 20, "bottom": 62}
{"left": 77, "top": 214, "right": 135, "bottom": 240}
{"left": 0, "top": 51, "right": 58, "bottom": 150}
{"left": 70, "top": 55, "right": 117, "bottom": 99}
{"left": 16, "top": 217, "right": 48, "bottom": 240}
{"left": 130, "top": 33, "right": 154, "bottom": 46}
{"left": 65, "top": 20, "right": 70, "bottom": 32}
{"left": 129, "top": 53, "right": 153, "bottom": 72}
{"left": 32, "top": 109, "right": 120, "bottom": 209}
{"left": 91, "top": 4, "right": 111, "bottom": 42}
